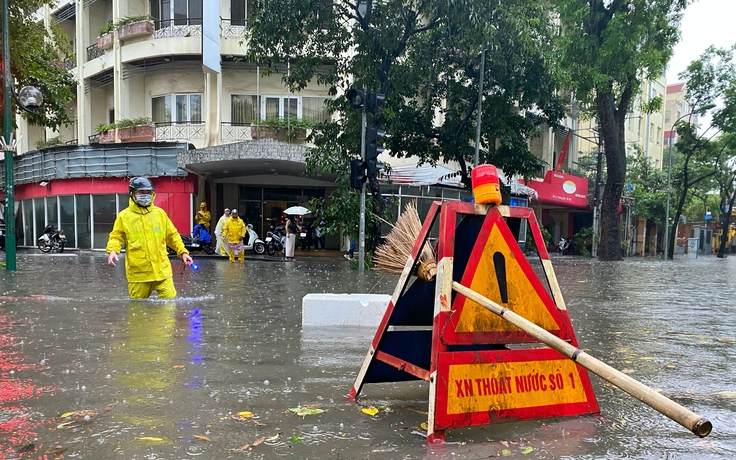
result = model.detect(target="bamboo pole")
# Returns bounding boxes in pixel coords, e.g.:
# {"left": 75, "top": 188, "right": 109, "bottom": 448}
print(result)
{"left": 452, "top": 281, "right": 712, "bottom": 438}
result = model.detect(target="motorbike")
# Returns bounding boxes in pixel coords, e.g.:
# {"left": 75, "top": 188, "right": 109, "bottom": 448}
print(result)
{"left": 265, "top": 225, "right": 286, "bottom": 256}
{"left": 558, "top": 237, "right": 573, "bottom": 255}
{"left": 37, "top": 224, "right": 66, "bottom": 253}
{"left": 244, "top": 224, "right": 266, "bottom": 254}
{"left": 168, "top": 224, "right": 216, "bottom": 255}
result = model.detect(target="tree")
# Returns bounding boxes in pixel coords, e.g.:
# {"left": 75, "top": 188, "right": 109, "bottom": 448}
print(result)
{"left": 667, "top": 46, "right": 736, "bottom": 259}
{"left": 1, "top": 0, "right": 76, "bottom": 130}
{"left": 552, "top": 0, "right": 688, "bottom": 261}
{"left": 247, "top": 0, "right": 564, "bottom": 238}
{"left": 626, "top": 146, "right": 667, "bottom": 226}
{"left": 712, "top": 136, "right": 736, "bottom": 258}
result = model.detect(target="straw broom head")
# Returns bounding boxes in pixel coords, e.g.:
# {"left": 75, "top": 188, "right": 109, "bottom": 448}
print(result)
{"left": 374, "top": 200, "right": 437, "bottom": 281}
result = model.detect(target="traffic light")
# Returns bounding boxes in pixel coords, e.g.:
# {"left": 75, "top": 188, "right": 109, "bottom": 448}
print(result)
{"left": 346, "top": 88, "right": 386, "bottom": 113}
{"left": 366, "top": 126, "right": 385, "bottom": 178}
{"left": 350, "top": 158, "right": 366, "bottom": 190}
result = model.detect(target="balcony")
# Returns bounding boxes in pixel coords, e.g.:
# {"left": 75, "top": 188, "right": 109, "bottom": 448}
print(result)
{"left": 155, "top": 121, "right": 205, "bottom": 141}
{"left": 221, "top": 18, "right": 247, "bottom": 39}
{"left": 221, "top": 122, "right": 253, "bottom": 143}
{"left": 63, "top": 58, "right": 76, "bottom": 70}
{"left": 86, "top": 43, "right": 104, "bottom": 61}
{"left": 154, "top": 18, "right": 202, "bottom": 39}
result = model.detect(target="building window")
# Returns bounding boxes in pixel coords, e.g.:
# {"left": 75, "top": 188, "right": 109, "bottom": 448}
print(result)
{"left": 150, "top": 0, "right": 203, "bottom": 25}
{"left": 656, "top": 127, "right": 662, "bottom": 145}
{"left": 231, "top": 0, "right": 255, "bottom": 26}
{"left": 231, "top": 95, "right": 261, "bottom": 124}
{"left": 152, "top": 93, "right": 203, "bottom": 124}
{"left": 232, "top": 95, "right": 329, "bottom": 124}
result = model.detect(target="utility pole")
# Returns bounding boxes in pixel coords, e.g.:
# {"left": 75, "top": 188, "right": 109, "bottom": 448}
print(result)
{"left": 358, "top": 89, "right": 366, "bottom": 273}
{"left": 592, "top": 132, "right": 603, "bottom": 258}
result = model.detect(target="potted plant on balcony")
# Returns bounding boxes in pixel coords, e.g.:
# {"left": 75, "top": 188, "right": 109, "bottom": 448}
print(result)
{"left": 117, "top": 15, "right": 155, "bottom": 42}
{"left": 97, "top": 22, "right": 114, "bottom": 50}
{"left": 98, "top": 118, "right": 155, "bottom": 143}
{"left": 251, "top": 117, "right": 313, "bottom": 142}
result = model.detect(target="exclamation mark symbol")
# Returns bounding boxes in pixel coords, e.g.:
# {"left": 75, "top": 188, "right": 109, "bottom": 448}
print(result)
{"left": 493, "top": 252, "right": 508, "bottom": 304}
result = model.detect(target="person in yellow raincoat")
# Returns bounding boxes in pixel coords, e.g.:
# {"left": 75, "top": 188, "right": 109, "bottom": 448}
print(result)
{"left": 222, "top": 208, "right": 247, "bottom": 263}
{"left": 106, "top": 177, "right": 193, "bottom": 298}
{"left": 195, "top": 201, "right": 211, "bottom": 231}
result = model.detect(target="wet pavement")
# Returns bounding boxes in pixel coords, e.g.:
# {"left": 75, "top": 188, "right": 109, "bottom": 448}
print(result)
{"left": 0, "top": 250, "right": 734, "bottom": 459}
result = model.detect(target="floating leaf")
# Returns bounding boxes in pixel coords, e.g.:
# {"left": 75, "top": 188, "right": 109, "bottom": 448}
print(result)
{"left": 173, "top": 365, "right": 185, "bottom": 369}
{"left": 289, "top": 406, "right": 324, "bottom": 417}
{"left": 620, "top": 419, "right": 627, "bottom": 424}
{"left": 521, "top": 446, "right": 533, "bottom": 454}
{"left": 232, "top": 411, "right": 254, "bottom": 421}
{"left": 712, "top": 391, "right": 736, "bottom": 399}
{"left": 500, "top": 440, "right": 509, "bottom": 447}
{"left": 265, "top": 434, "right": 280, "bottom": 442}
{"left": 136, "top": 437, "right": 165, "bottom": 443}
{"left": 59, "top": 412, "right": 76, "bottom": 418}
{"left": 624, "top": 360, "right": 632, "bottom": 364}
{"left": 193, "top": 435, "right": 211, "bottom": 442}
{"left": 251, "top": 437, "right": 265, "bottom": 447}
{"left": 289, "top": 435, "right": 303, "bottom": 443}
{"left": 45, "top": 446, "right": 67, "bottom": 456}
{"left": 639, "top": 356, "right": 654, "bottom": 360}
{"left": 666, "top": 364, "right": 676, "bottom": 369}
{"left": 56, "top": 421, "right": 77, "bottom": 430}
{"left": 362, "top": 407, "right": 379, "bottom": 417}
{"left": 420, "top": 422, "right": 428, "bottom": 431}
{"left": 501, "top": 449, "right": 511, "bottom": 456}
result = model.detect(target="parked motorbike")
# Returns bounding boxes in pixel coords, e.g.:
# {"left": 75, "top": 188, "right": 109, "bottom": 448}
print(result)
{"left": 265, "top": 225, "right": 286, "bottom": 256}
{"left": 37, "top": 224, "right": 66, "bottom": 253}
{"left": 558, "top": 237, "right": 573, "bottom": 255}
{"left": 244, "top": 224, "right": 266, "bottom": 254}
{"left": 168, "top": 224, "right": 216, "bottom": 255}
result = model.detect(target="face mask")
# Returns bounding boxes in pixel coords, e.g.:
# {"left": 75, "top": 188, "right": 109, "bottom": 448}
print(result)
{"left": 135, "top": 194, "right": 152, "bottom": 207}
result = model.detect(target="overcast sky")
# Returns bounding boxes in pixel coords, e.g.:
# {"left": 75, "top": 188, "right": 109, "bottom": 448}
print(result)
{"left": 667, "top": 0, "right": 736, "bottom": 84}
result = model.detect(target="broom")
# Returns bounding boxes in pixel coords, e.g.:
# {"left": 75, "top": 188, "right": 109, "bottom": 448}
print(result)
{"left": 373, "top": 200, "right": 438, "bottom": 281}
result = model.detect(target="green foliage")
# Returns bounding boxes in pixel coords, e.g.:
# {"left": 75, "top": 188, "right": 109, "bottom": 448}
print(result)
{"left": 115, "top": 15, "right": 154, "bottom": 28}
{"left": 259, "top": 116, "right": 314, "bottom": 131}
{"left": 525, "top": 218, "right": 552, "bottom": 255}
{"left": 7, "top": 0, "right": 76, "bottom": 130}
{"left": 98, "top": 22, "right": 114, "bottom": 37}
{"left": 96, "top": 118, "right": 152, "bottom": 133}
{"left": 35, "top": 136, "right": 63, "bottom": 149}
{"left": 573, "top": 226, "right": 594, "bottom": 258}
{"left": 626, "top": 146, "right": 667, "bottom": 224}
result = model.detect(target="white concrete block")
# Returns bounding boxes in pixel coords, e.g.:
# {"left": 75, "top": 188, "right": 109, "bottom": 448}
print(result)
{"left": 302, "top": 293, "right": 391, "bottom": 327}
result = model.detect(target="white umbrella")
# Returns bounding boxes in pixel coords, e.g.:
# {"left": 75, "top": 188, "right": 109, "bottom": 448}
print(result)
{"left": 283, "top": 206, "right": 311, "bottom": 216}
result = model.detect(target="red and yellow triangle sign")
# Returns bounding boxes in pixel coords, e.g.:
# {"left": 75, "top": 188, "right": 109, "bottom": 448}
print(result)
{"left": 446, "top": 208, "right": 572, "bottom": 344}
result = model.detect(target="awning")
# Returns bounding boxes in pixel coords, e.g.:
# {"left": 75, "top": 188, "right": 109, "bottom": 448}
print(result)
{"left": 383, "top": 164, "right": 538, "bottom": 198}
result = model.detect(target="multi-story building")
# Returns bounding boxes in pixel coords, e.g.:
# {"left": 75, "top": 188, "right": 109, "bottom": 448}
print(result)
{"left": 664, "top": 82, "right": 696, "bottom": 148}
{"left": 6, "top": 0, "right": 341, "bottom": 250}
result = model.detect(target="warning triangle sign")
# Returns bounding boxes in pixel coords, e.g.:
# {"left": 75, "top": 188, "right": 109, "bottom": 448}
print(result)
{"left": 445, "top": 208, "right": 573, "bottom": 345}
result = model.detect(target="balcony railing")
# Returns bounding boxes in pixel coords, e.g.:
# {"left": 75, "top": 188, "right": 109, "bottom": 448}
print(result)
{"left": 155, "top": 121, "right": 205, "bottom": 141}
{"left": 86, "top": 43, "right": 104, "bottom": 61}
{"left": 154, "top": 18, "right": 202, "bottom": 39}
{"left": 221, "top": 18, "right": 247, "bottom": 39}
{"left": 88, "top": 133, "right": 100, "bottom": 143}
{"left": 64, "top": 58, "right": 77, "bottom": 70}
{"left": 220, "top": 122, "right": 253, "bottom": 143}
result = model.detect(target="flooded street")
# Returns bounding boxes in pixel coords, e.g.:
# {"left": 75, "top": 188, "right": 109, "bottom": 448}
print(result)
{"left": 0, "top": 251, "right": 734, "bottom": 459}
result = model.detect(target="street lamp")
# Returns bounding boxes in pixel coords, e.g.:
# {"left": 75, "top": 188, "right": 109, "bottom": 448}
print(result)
{"left": 663, "top": 103, "right": 716, "bottom": 261}
{"left": 2, "top": 0, "right": 45, "bottom": 271}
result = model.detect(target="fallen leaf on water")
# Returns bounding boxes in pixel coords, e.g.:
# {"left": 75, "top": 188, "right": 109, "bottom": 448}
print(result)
{"left": 60, "top": 411, "right": 76, "bottom": 418}
{"left": 231, "top": 444, "right": 252, "bottom": 452}
{"left": 45, "top": 446, "right": 67, "bottom": 456}
{"left": 173, "top": 365, "right": 185, "bottom": 369}
{"left": 420, "top": 422, "right": 428, "bottom": 431}
{"left": 639, "top": 356, "right": 654, "bottom": 361}
{"left": 501, "top": 449, "right": 511, "bottom": 456}
{"left": 521, "top": 446, "right": 533, "bottom": 454}
{"left": 622, "top": 369, "right": 634, "bottom": 374}
{"left": 665, "top": 364, "right": 676, "bottom": 369}
{"left": 717, "top": 338, "right": 736, "bottom": 344}
{"left": 289, "top": 435, "right": 303, "bottom": 443}
{"left": 500, "top": 440, "right": 509, "bottom": 447}
{"left": 252, "top": 419, "right": 265, "bottom": 426}
{"left": 56, "top": 421, "right": 77, "bottom": 430}
{"left": 289, "top": 406, "right": 325, "bottom": 417}
{"left": 232, "top": 411, "right": 254, "bottom": 421}
{"left": 620, "top": 419, "right": 627, "bottom": 425}
{"left": 624, "top": 360, "right": 632, "bottom": 364}
{"left": 193, "top": 435, "right": 211, "bottom": 442}
{"left": 136, "top": 437, "right": 165, "bottom": 443}
{"left": 265, "top": 434, "right": 280, "bottom": 442}
{"left": 251, "top": 437, "right": 265, "bottom": 447}
{"left": 362, "top": 407, "right": 379, "bottom": 417}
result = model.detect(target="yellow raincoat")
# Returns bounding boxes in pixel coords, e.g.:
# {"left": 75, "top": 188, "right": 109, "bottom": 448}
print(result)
{"left": 195, "top": 203, "right": 211, "bottom": 230}
{"left": 106, "top": 195, "right": 188, "bottom": 284}
{"left": 222, "top": 216, "right": 247, "bottom": 243}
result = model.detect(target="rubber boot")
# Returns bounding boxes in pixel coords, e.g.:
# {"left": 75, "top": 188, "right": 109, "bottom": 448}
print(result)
{"left": 228, "top": 249, "right": 235, "bottom": 263}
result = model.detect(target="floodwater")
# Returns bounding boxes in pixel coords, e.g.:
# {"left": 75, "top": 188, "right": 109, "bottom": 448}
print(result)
{"left": 0, "top": 251, "right": 734, "bottom": 459}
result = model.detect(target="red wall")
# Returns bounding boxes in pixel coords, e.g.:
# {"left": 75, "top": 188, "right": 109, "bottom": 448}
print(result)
{"left": 7, "top": 176, "right": 197, "bottom": 233}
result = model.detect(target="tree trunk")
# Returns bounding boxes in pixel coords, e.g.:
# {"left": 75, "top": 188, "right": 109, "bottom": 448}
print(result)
{"left": 595, "top": 92, "right": 626, "bottom": 261}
